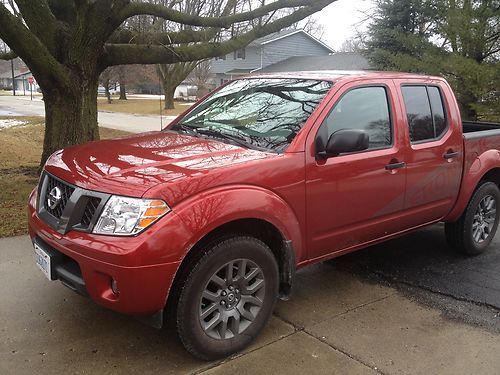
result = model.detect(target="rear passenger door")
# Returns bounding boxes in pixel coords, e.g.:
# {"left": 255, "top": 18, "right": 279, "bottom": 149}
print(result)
{"left": 395, "top": 81, "right": 464, "bottom": 227}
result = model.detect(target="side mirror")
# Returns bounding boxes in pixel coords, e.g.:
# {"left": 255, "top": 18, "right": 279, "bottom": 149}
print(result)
{"left": 317, "top": 129, "right": 369, "bottom": 159}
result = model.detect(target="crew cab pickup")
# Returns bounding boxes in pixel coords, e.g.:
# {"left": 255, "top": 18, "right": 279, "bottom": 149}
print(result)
{"left": 28, "top": 71, "right": 500, "bottom": 360}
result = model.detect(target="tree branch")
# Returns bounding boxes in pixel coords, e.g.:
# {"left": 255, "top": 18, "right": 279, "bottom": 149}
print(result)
{"left": 110, "top": 0, "right": 237, "bottom": 46}
{"left": 13, "top": 0, "right": 58, "bottom": 53}
{"left": 116, "top": 0, "right": 336, "bottom": 28}
{"left": 104, "top": 0, "right": 336, "bottom": 66}
{"left": 159, "top": 60, "right": 199, "bottom": 88}
{"left": 111, "top": 28, "right": 219, "bottom": 45}
{"left": 0, "top": 3, "right": 70, "bottom": 87}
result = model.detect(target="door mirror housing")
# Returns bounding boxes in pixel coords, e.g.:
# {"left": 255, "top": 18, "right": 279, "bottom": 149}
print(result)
{"left": 317, "top": 129, "right": 369, "bottom": 159}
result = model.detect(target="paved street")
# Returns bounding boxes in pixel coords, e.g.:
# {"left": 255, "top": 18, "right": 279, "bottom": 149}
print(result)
{"left": 1, "top": 226, "right": 499, "bottom": 374}
{"left": 0, "top": 95, "right": 176, "bottom": 133}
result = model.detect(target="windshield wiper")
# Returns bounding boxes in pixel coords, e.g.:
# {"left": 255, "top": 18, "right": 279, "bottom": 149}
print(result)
{"left": 195, "top": 128, "right": 268, "bottom": 152}
{"left": 174, "top": 123, "right": 270, "bottom": 152}
{"left": 173, "top": 123, "right": 199, "bottom": 136}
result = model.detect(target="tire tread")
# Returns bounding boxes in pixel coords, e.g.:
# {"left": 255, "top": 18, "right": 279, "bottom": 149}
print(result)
{"left": 445, "top": 181, "right": 500, "bottom": 256}
{"left": 175, "top": 235, "right": 277, "bottom": 360}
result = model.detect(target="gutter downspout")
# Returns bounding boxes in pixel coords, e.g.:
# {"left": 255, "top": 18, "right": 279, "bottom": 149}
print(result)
{"left": 250, "top": 46, "right": 264, "bottom": 74}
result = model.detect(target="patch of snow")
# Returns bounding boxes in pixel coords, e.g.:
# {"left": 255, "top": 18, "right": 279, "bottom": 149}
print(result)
{"left": 0, "top": 119, "right": 27, "bottom": 129}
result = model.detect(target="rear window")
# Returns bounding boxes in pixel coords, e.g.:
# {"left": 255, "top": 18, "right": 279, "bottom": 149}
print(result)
{"left": 401, "top": 85, "right": 448, "bottom": 143}
{"left": 173, "top": 78, "right": 332, "bottom": 152}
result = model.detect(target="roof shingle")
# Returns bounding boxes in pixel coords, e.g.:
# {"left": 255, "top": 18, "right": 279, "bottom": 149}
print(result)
{"left": 256, "top": 53, "right": 372, "bottom": 73}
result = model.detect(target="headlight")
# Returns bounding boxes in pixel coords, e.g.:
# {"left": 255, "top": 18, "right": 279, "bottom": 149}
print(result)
{"left": 93, "top": 196, "right": 170, "bottom": 235}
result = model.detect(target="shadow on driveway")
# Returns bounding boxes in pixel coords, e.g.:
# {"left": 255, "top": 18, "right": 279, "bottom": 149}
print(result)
{"left": 328, "top": 224, "right": 500, "bottom": 328}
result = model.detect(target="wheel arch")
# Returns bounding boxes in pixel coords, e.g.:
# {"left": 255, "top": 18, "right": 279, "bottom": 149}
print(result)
{"left": 445, "top": 151, "right": 500, "bottom": 222}
{"left": 165, "top": 218, "right": 297, "bottom": 323}
{"left": 480, "top": 168, "right": 500, "bottom": 188}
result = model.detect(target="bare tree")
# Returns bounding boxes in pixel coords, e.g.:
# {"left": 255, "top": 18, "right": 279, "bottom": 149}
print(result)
{"left": 158, "top": 61, "right": 199, "bottom": 109}
{"left": 0, "top": 0, "right": 338, "bottom": 167}
{"left": 188, "top": 60, "right": 213, "bottom": 98}
{"left": 99, "top": 68, "right": 115, "bottom": 104}
{"left": 338, "top": 38, "right": 365, "bottom": 53}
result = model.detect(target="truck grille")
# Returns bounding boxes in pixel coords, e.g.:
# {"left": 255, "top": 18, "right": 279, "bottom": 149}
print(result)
{"left": 38, "top": 172, "right": 110, "bottom": 234}
{"left": 81, "top": 197, "right": 101, "bottom": 228}
{"left": 43, "top": 174, "right": 75, "bottom": 219}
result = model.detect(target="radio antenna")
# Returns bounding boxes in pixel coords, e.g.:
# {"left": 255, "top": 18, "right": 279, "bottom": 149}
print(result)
{"left": 159, "top": 69, "right": 163, "bottom": 131}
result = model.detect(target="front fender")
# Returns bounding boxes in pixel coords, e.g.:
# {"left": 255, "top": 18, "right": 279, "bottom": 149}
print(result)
{"left": 171, "top": 185, "right": 305, "bottom": 263}
{"left": 445, "top": 149, "right": 500, "bottom": 222}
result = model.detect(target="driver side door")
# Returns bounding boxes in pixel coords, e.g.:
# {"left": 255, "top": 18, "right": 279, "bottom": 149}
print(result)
{"left": 305, "top": 81, "right": 408, "bottom": 260}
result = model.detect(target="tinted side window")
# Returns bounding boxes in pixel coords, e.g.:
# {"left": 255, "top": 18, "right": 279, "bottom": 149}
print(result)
{"left": 321, "top": 87, "right": 392, "bottom": 150}
{"left": 402, "top": 85, "right": 448, "bottom": 143}
{"left": 401, "top": 86, "right": 433, "bottom": 142}
{"left": 428, "top": 86, "right": 447, "bottom": 136}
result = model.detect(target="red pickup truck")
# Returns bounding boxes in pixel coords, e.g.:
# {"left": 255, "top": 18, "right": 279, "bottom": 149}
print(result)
{"left": 28, "top": 71, "right": 500, "bottom": 360}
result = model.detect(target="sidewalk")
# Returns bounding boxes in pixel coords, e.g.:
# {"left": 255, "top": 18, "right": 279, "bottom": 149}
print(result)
{"left": 0, "top": 95, "right": 176, "bottom": 133}
{"left": 1, "top": 235, "right": 499, "bottom": 374}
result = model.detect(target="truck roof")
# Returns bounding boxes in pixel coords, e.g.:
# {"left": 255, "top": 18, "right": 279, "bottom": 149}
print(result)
{"left": 247, "top": 70, "right": 443, "bottom": 83}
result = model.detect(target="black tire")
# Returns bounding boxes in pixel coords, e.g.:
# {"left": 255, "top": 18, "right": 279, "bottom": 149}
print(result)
{"left": 445, "top": 181, "right": 500, "bottom": 256}
{"left": 175, "top": 236, "right": 279, "bottom": 360}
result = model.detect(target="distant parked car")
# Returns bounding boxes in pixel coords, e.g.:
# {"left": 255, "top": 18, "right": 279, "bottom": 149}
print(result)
{"left": 97, "top": 86, "right": 120, "bottom": 95}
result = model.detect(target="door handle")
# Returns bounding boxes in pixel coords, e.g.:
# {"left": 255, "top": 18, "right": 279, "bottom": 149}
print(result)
{"left": 385, "top": 161, "right": 406, "bottom": 171}
{"left": 443, "top": 151, "right": 460, "bottom": 160}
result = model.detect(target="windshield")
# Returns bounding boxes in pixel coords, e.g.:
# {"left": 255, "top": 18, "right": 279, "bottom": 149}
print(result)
{"left": 171, "top": 78, "right": 332, "bottom": 153}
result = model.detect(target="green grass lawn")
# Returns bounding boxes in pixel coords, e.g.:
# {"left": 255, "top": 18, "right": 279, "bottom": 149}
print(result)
{"left": 0, "top": 116, "right": 129, "bottom": 237}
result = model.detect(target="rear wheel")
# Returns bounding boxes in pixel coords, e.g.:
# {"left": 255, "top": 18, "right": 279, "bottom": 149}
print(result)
{"left": 445, "top": 181, "right": 500, "bottom": 255}
{"left": 175, "top": 236, "right": 279, "bottom": 360}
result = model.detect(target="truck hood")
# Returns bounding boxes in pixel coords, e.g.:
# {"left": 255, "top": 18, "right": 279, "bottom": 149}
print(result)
{"left": 44, "top": 131, "right": 276, "bottom": 197}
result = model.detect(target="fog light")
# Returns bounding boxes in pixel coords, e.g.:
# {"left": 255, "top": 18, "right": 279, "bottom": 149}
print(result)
{"left": 111, "top": 278, "right": 120, "bottom": 295}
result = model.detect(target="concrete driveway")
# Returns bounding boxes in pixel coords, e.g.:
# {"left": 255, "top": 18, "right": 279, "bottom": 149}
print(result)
{"left": 1, "top": 226, "right": 500, "bottom": 374}
{"left": 0, "top": 95, "right": 175, "bottom": 133}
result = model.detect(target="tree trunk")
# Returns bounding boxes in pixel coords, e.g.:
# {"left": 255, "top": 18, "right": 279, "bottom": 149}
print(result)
{"left": 459, "top": 89, "right": 479, "bottom": 121}
{"left": 163, "top": 85, "right": 175, "bottom": 110}
{"left": 119, "top": 81, "right": 127, "bottom": 100}
{"left": 104, "top": 78, "right": 112, "bottom": 104}
{"left": 40, "top": 77, "right": 100, "bottom": 167}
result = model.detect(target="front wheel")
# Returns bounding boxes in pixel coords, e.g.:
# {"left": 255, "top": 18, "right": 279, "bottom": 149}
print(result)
{"left": 175, "top": 236, "right": 279, "bottom": 360}
{"left": 445, "top": 181, "right": 500, "bottom": 256}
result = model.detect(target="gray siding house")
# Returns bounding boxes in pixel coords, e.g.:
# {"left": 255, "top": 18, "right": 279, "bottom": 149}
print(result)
{"left": 257, "top": 52, "right": 372, "bottom": 73}
{"left": 211, "top": 29, "right": 334, "bottom": 85}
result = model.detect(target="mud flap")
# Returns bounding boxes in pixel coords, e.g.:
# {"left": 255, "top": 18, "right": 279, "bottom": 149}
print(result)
{"left": 136, "top": 309, "right": 164, "bottom": 329}
{"left": 279, "top": 240, "right": 296, "bottom": 301}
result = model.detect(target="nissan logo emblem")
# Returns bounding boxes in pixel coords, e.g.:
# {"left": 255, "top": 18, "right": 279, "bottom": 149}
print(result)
{"left": 47, "top": 186, "right": 62, "bottom": 210}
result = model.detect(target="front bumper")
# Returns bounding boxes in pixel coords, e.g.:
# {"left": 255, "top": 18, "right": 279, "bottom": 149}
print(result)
{"left": 28, "top": 188, "right": 186, "bottom": 316}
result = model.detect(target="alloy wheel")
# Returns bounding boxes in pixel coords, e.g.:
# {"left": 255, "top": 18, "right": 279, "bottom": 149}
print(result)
{"left": 472, "top": 195, "right": 497, "bottom": 244}
{"left": 199, "top": 259, "right": 265, "bottom": 340}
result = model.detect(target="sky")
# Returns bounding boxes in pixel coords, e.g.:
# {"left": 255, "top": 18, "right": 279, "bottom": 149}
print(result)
{"left": 315, "top": 0, "right": 375, "bottom": 50}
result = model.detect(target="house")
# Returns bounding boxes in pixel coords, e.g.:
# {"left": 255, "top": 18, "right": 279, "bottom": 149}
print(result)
{"left": 211, "top": 29, "right": 334, "bottom": 85}
{"left": 0, "top": 66, "right": 38, "bottom": 93}
{"left": 257, "top": 52, "right": 372, "bottom": 73}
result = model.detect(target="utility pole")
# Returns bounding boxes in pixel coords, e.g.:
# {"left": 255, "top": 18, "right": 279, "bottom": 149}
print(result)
{"left": 10, "top": 58, "right": 16, "bottom": 96}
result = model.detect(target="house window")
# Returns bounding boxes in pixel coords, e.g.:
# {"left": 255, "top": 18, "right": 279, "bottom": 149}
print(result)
{"left": 234, "top": 48, "right": 246, "bottom": 60}
{"left": 215, "top": 54, "right": 226, "bottom": 61}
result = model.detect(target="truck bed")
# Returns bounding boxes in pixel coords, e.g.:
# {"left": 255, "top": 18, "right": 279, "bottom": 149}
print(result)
{"left": 462, "top": 121, "right": 500, "bottom": 176}
{"left": 463, "top": 120, "right": 500, "bottom": 137}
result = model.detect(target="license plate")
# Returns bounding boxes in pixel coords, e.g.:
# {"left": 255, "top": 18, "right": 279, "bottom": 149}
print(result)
{"left": 34, "top": 242, "right": 54, "bottom": 280}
